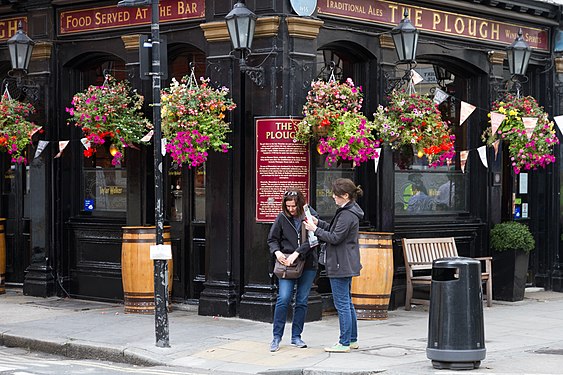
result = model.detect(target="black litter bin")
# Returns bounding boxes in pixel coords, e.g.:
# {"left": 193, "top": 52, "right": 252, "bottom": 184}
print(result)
{"left": 426, "top": 257, "right": 486, "bottom": 370}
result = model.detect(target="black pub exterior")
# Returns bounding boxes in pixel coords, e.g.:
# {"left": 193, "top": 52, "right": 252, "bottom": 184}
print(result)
{"left": 1, "top": 0, "right": 563, "bottom": 322}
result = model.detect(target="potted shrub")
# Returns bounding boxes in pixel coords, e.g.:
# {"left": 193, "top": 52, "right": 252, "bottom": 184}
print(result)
{"left": 490, "top": 221, "right": 535, "bottom": 301}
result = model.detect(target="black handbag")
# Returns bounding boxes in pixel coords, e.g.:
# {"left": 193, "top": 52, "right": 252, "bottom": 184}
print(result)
{"left": 273, "top": 256, "right": 305, "bottom": 279}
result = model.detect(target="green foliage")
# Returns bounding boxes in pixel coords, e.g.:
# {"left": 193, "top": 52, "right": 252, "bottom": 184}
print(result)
{"left": 490, "top": 221, "right": 535, "bottom": 253}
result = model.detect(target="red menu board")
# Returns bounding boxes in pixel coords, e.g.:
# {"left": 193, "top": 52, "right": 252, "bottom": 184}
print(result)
{"left": 256, "top": 118, "right": 310, "bottom": 223}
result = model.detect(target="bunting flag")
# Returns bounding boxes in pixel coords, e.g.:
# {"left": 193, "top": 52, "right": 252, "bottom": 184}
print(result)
{"left": 54, "top": 141, "right": 69, "bottom": 158}
{"left": 410, "top": 69, "right": 424, "bottom": 85}
{"left": 373, "top": 148, "right": 381, "bottom": 173}
{"left": 80, "top": 137, "right": 90, "bottom": 150}
{"left": 490, "top": 112, "right": 506, "bottom": 135}
{"left": 477, "top": 146, "right": 488, "bottom": 168}
{"left": 522, "top": 117, "right": 538, "bottom": 139}
{"left": 161, "top": 138, "right": 167, "bottom": 156}
{"left": 29, "top": 126, "right": 42, "bottom": 138}
{"left": 460, "top": 150, "right": 469, "bottom": 173}
{"left": 141, "top": 130, "right": 154, "bottom": 142}
{"left": 459, "top": 101, "right": 476, "bottom": 125}
{"left": 493, "top": 140, "right": 500, "bottom": 160}
{"left": 554, "top": 115, "right": 563, "bottom": 135}
{"left": 433, "top": 88, "right": 449, "bottom": 105}
{"left": 34, "top": 140, "right": 49, "bottom": 159}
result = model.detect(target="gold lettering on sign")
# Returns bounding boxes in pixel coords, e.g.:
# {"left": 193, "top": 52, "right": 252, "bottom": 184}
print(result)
{"left": 99, "top": 186, "right": 124, "bottom": 195}
{"left": 0, "top": 19, "right": 19, "bottom": 39}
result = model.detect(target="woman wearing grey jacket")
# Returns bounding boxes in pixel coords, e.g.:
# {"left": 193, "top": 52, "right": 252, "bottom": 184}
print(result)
{"left": 304, "top": 178, "right": 363, "bottom": 353}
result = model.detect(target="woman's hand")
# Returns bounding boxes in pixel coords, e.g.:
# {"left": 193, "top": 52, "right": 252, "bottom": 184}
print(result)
{"left": 275, "top": 251, "right": 288, "bottom": 265}
{"left": 286, "top": 251, "right": 300, "bottom": 265}
{"left": 303, "top": 219, "right": 317, "bottom": 232}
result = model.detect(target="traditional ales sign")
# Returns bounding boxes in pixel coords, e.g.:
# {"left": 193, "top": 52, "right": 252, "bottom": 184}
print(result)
{"left": 0, "top": 17, "right": 27, "bottom": 41}
{"left": 59, "top": 0, "right": 204, "bottom": 35}
{"left": 256, "top": 118, "right": 310, "bottom": 223}
{"left": 318, "top": 0, "right": 549, "bottom": 51}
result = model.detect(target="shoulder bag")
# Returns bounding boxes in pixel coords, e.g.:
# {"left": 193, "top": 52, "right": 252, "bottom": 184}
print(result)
{"left": 274, "top": 255, "right": 305, "bottom": 279}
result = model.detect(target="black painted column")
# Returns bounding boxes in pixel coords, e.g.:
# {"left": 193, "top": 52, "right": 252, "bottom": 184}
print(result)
{"left": 198, "top": 54, "right": 238, "bottom": 317}
{"left": 551, "top": 57, "right": 563, "bottom": 292}
{"left": 23, "top": 53, "right": 55, "bottom": 296}
{"left": 238, "top": 17, "right": 324, "bottom": 322}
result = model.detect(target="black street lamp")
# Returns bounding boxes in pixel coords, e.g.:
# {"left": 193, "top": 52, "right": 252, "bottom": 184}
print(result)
{"left": 7, "top": 22, "right": 34, "bottom": 72}
{"left": 385, "top": 10, "right": 420, "bottom": 94}
{"left": 225, "top": 0, "right": 264, "bottom": 87}
{"left": 225, "top": 0, "right": 256, "bottom": 52}
{"left": 506, "top": 28, "right": 531, "bottom": 98}
{"left": 391, "top": 10, "right": 419, "bottom": 64}
{"left": 507, "top": 28, "right": 531, "bottom": 77}
{"left": 117, "top": 0, "right": 169, "bottom": 348}
{"left": 433, "top": 65, "right": 452, "bottom": 89}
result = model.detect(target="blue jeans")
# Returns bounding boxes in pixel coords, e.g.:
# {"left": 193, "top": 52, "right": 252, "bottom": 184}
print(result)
{"left": 329, "top": 277, "right": 358, "bottom": 346}
{"left": 272, "top": 269, "right": 317, "bottom": 340}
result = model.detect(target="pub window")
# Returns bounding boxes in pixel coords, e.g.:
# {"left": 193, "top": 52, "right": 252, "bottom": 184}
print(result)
{"left": 393, "top": 63, "right": 469, "bottom": 216}
{"left": 80, "top": 62, "right": 128, "bottom": 215}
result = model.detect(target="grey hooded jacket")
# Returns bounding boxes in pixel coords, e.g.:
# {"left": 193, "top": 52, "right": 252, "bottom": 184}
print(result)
{"left": 314, "top": 201, "right": 364, "bottom": 278}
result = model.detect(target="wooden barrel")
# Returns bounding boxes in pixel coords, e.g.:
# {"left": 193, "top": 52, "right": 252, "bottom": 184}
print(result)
{"left": 351, "top": 232, "right": 394, "bottom": 320}
{"left": 122, "top": 226, "right": 173, "bottom": 314}
{"left": 0, "top": 218, "right": 5, "bottom": 295}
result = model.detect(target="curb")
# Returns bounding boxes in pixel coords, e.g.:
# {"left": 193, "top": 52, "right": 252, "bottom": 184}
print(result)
{"left": 0, "top": 332, "right": 165, "bottom": 367}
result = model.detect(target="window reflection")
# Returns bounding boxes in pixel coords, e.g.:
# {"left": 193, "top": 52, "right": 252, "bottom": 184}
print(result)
{"left": 194, "top": 164, "right": 205, "bottom": 222}
{"left": 395, "top": 171, "right": 466, "bottom": 215}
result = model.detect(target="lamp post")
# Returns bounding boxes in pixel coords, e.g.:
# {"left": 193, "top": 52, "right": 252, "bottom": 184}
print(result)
{"left": 117, "top": 0, "right": 169, "bottom": 348}
{"left": 506, "top": 28, "right": 531, "bottom": 98}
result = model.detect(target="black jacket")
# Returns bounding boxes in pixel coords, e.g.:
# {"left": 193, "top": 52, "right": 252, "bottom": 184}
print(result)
{"left": 314, "top": 201, "right": 363, "bottom": 277}
{"left": 267, "top": 209, "right": 318, "bottom": 271}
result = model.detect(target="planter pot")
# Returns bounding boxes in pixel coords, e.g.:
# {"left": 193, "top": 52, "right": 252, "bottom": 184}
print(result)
{"left": 492, "top": 250, "right": 529, "bottom": 302}
{"left": 351, "top": 232, "right": 394, "bottom": 319}
{"left": 0, "top": 218, "right": 5, "bottom": 295}
{"left": 121, "top": 226, "right": 173, "bottom": 314}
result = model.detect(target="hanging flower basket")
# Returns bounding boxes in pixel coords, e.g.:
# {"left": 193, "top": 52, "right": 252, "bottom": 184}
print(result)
{"left": 295, "top": 78, "right": 379, "bottom": 166}
{"left": 0, "top": 93, "right": 39, "bottom": 165}
{"left": 66, "top": 75, "right": 152, "bottom": 166}
{"left": 372, "top": 90, "right": 455, "bottom": 168}
{"left": 161, "top": 73, "right": 236, "bottom": 168}
{"left": 482, "top": 94, "right": 558, "bottom": 174}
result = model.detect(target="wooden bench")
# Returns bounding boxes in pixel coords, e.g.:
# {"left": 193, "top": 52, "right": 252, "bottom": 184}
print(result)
{"left": 402, "top": 237, "right": 492, "bottom": 310}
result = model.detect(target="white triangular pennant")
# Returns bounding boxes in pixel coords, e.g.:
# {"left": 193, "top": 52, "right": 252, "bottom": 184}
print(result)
{"left": 34, "top": 140, "right": 49, "bottom": 159}
{"left": 141, "top": 130, "right": 154, "bottom": 142}
{"left": 54, "top": 141, "right": 69, "bottom": 158}
{"left": 490, "top": 112, "right": 506, "bottom": 135}
{"left": 459, "top": 101, "right": 476, "bottom": 125}
{"left": 80, "top": 137, "right": 91, "bottom": 150}
{"left": 433, "top": 88, "right": 449, "bottom": 105}
{"left": 477, "top": 146, "right": 488, "bottom": 169}
{"left": 522, "top": 117, "right": 538, "bottom": 139}
{"left": 554, "top": 115, "right": 563, "bottom": 135}
{"left": 373, "top": 148, "right": 381, "bottom": 173}
{"left": 29, "top": 126, "right": 42, "bottom": 138}
{"left": 410, "top": 69, "right": 424, "bottom": 85}
{"left": 460, "top": 150, "right": 469, "bottom": 173}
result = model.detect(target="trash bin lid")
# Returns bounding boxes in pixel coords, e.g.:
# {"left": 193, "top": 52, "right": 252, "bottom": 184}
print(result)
{"left": 432, "top": 257, "right": 479, "bottom": 268}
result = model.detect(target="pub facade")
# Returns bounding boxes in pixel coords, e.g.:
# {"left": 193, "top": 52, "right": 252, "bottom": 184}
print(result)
{"left": 1, "top": 0, "right": 562, "bottom": 322}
